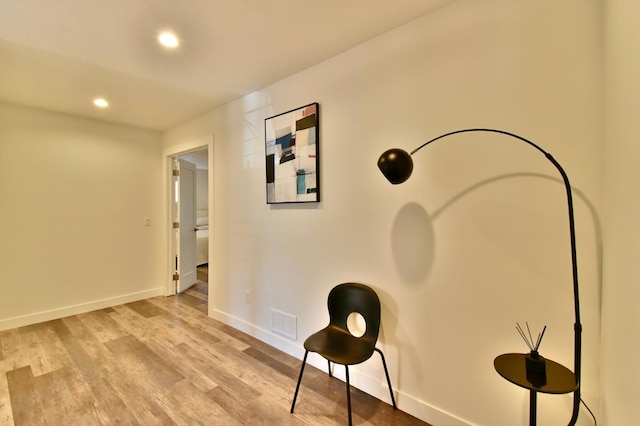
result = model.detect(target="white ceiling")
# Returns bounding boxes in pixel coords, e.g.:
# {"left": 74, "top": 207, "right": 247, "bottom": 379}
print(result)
{"left": 0, "top": 0, "right": 454, "bottom": 131}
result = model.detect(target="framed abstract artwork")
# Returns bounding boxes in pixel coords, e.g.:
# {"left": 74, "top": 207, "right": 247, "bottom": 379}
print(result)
{"left": 265, "top": 102, "right": 320, "bottom": 204}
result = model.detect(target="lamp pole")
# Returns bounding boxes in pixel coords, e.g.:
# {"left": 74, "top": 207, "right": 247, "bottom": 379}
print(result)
{"left": 378, "top": 128, "right": 582, "bottom": 425}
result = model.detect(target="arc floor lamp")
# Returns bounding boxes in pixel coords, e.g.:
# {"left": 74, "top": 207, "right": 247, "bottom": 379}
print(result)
{"left": 377, "top": 128, "right": 582, "bottom": 426}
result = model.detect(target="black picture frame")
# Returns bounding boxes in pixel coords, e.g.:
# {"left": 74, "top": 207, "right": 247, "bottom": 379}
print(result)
{"left": 265, "top": 102, "right": 320, "bottom": 204}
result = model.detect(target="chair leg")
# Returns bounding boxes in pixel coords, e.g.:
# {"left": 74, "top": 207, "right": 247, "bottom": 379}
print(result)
{"left": 328, "top": 359, "right": 332, "bottom": 377}
{"left": 345, "top": 365, "right": 352, "bottom": 426}
{"left": 290, "top": 350, "right": 309, "bottom": 413}
{"left": 375, "top": 348, "right": 397, "bottom": 409}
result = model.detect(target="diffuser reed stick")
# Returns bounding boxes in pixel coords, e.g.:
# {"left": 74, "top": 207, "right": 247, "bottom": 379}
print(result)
{"left": 516, "top": 322, "right": 546, "bottom": 352}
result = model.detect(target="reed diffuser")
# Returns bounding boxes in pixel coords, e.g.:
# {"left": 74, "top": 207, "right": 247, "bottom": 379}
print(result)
{"left": 517, "top": 322, "right": 547, "bottom": 387}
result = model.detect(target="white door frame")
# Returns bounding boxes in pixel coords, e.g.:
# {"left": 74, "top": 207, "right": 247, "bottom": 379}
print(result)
{"left": 163, "top": 135, "right": 214, "bottom": 298}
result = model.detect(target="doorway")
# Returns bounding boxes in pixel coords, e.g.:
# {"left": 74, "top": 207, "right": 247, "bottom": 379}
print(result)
{"left": 169, "top": 145, "right": 210, "bottom": 306}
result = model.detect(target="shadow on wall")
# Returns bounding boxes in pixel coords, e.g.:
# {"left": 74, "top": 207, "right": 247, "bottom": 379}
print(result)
{"left": 391, "top": 202, "right": 435, "bottom": 285}
{"left": 390, "top": 172, "right": 603, "bottom": 298}
{"left": 373, "top": 284, "right": 417, "bottom": 398}
{"left": 426, "top": 171, "right": 603, "bottom": 306}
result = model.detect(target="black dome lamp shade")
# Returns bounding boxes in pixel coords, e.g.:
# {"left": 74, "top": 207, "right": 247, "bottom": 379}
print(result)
{"left": 377, "top": 148, "right": 414, "bottom": 184}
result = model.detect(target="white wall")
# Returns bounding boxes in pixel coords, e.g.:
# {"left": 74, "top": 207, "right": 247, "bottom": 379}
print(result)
{"left": 601, "top": 1, "right": 640, "bottom": 425}
{"left": 163, "top": 1, "right": 603, "bottom": 424}
{"left": 196, "top": 168, "right": 208, "bottom": 213}
{"left": 0, "top": 101, "right": 165, "bottom": 330}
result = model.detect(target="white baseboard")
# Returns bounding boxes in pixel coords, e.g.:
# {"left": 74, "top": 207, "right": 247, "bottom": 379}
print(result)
{"left": 0, "top": 287, "right": 164, "bottom": 331}
{"left": 210, "top": 308, "right": 474, "bottom": 426}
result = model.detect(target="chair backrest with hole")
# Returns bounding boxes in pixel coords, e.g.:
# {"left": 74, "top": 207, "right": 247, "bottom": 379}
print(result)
{"left": 327, "top": 283, "right": 381, "bottom": 344}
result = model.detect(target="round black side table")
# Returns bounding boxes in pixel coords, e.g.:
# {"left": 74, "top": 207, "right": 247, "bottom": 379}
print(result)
{"left": 494, "top": 353, "right": 578, "bottom": 426}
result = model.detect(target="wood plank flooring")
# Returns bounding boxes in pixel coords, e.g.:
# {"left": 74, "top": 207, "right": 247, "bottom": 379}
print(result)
{"left": 0, "top": 267, "right": 430, "bottom": 425}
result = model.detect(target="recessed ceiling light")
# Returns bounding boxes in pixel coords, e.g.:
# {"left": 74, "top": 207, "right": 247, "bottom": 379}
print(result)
{"left": 158, "top": 31, "right": 179, "bottom": 48}
{"left": 93, "top": 98, "right": 109, "bottom": 108}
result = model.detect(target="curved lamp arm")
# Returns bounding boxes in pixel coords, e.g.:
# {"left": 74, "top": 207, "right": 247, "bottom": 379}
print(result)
{"left": 378, "top": 128, "right": 582, "bottom": 425}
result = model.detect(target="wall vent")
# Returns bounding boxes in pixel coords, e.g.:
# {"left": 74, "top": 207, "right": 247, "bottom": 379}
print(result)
{"left": 270, "top": 308, "right": 297, "bottom": 340}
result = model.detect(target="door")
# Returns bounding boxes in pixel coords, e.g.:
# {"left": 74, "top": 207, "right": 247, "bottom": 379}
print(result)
{"left": 176, "top": 158, "right": 197, "bottom": 292}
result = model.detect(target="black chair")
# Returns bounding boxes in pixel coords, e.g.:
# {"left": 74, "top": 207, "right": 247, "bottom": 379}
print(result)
{"left": 290, "top": 283, "right": 397, "bottom": 425}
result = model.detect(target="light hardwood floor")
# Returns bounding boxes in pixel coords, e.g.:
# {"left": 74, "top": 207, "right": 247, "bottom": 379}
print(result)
{"left": 0, "top": 267, "right": 430, "bottom": 425}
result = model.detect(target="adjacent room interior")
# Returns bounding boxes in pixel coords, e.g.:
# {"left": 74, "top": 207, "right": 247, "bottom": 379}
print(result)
{"left": 177, "top": 148, "right": 210, "bottom": 296}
